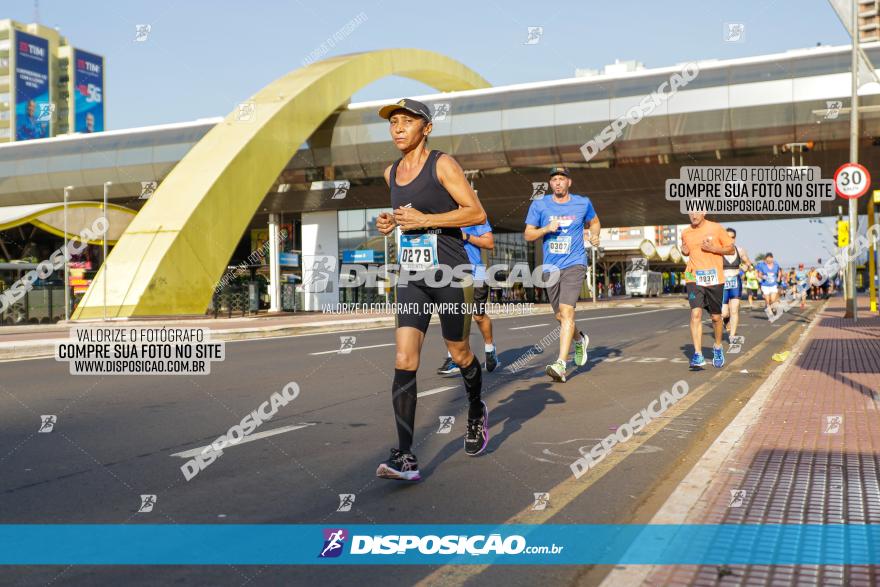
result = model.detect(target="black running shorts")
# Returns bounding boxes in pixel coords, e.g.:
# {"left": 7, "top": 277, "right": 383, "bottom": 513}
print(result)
{"left": 473, "top": 284, "right": 489, "bottom": 316}
{"left": 687, "top": 282, "right": 723, "bottom": 315}
{"left": 396, "top": 279, "right": 474, "bottom": 341}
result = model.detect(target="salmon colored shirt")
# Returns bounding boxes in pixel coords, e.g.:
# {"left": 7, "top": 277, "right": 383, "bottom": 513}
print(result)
{"left": 681, "top": 220, "right": 733, "bottom": 285}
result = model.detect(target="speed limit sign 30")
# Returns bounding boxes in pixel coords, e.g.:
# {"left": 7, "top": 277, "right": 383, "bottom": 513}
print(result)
{"left": 834, "top": 163, "right": 871, "bottom": 199}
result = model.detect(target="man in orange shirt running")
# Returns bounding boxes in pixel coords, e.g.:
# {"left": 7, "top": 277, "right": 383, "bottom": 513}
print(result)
{"left": 680, "top": 211, "right": 735, "bottom": 369}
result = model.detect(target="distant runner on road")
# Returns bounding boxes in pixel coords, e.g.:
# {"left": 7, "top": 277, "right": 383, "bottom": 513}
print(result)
{"left": 524, "top": 166, "right": 601, "bottom": 383}
{"left": 680, "top": 211, "right": 735, "bottom": 369}
{"left": 437, "top": 219, "right": 500, "bottom": 375}
{"left": 720, "top": 227, "right": 751, "bottom": 347}
{"left": 756, "top": 253, "right": 784, "bottom": 317}
{"left": 744, "top": 264, "right": 760, "bottom": 309}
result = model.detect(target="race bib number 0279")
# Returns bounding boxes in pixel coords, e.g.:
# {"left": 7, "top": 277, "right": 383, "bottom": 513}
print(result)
{"left": 399, "top": 234, "right": 439, "bottom": 272}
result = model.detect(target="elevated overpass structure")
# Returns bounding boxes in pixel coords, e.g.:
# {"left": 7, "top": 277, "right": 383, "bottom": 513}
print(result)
{"left": 0, "top": 45, "right": 876, "bottom": 317}
{"left": 2, "top": 43, "right": 879, "bottom": 228}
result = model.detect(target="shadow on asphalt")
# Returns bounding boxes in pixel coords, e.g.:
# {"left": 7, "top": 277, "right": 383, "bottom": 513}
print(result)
{"left": 418, "top": 383, "right": 565, "bottom": 480}
{"left": 491, "top": 342, "right": 633, "bottom": 373}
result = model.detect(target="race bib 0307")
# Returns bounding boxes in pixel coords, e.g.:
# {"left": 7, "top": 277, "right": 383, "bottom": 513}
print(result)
{"left": 548, "top": 236, "right": 571, "bottom": 255}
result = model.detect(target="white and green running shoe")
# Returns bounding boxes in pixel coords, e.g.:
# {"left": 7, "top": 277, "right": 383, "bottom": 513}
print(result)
{"left": 545, "top": 359, "right": 567, "bottom": 383}
{"left": 574, "top": 332, "right": 589, "bottom": 367}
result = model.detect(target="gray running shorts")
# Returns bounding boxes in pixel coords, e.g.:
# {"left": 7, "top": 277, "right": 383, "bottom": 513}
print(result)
{"left": 546, "top": 265, "right": 586, "bottom": 313}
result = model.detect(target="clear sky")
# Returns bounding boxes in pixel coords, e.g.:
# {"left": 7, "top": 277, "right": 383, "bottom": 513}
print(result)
{"left": 6, "top": 0, "right": 865, "bottom": 266}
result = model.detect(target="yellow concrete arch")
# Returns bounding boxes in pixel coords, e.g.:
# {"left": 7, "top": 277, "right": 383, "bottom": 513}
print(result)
{"left": 72, "top": 49, "right": 489, "bottom": 319}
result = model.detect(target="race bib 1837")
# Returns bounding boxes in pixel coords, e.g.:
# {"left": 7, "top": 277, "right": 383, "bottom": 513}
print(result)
{"left": 696, "top": 269, "right": 719, "bottom": 286}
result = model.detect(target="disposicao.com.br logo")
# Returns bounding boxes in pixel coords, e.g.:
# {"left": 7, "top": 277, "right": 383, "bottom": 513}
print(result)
{"left": 319, "top": 528, "right": 348, "bottom": 558}
{"left": 318, "top": 528, "right": 563, "bottom": 558}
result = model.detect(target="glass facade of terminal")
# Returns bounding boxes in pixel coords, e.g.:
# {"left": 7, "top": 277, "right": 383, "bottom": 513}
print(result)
{"left": 337, "top": 208, "right": 392, "bottom": 304}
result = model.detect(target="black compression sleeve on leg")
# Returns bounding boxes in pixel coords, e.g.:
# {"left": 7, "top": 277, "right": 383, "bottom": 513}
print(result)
{"left": 460, "top": 355, "right": 483, "bottom": 420}
{"left": 392, "top": 369, "right": 418, "bottom": 453}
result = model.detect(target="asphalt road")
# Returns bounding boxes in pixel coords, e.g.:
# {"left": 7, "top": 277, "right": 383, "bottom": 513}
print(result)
{"left": 0, "top": 300, "right": 817, "bottom": 586}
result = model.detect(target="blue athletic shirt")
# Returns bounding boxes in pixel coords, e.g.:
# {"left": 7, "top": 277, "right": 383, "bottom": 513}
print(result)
{"left": 756, "top": 261, "right": 780, "bottom": 287}
{"left": 462, "top": 221, "right": 492, "bottom": 282}
{"left": 526, "top": 194, "right": 596, "bottom": 272}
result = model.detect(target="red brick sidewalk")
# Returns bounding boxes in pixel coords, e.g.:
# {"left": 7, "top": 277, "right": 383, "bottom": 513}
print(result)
{"left": 607, "top": 295, "right": 880, "bottom": 586}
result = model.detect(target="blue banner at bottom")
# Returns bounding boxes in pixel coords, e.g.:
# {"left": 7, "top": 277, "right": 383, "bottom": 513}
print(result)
{"left": 1, "top": 524, "right": 879, "bottom": 565}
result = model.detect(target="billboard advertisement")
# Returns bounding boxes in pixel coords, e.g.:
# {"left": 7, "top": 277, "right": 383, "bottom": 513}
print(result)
{"left": 72, "top": 48, "right": 104, "bottom": 133}
{"left": 250, "top": 225, "right": 294, "bottom": 263}
{"left": 14, "top": 30, "right": 50, "bottom": 141}
{"left": 342, "top": 249, "right": 384, "bottom": 263}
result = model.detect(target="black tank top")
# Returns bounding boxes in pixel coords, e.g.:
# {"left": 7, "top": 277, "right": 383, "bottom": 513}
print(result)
{"left": 390, "top": 150, "right": 469, "bottom": 270}
{"left": 723, "top": 246, "right": 741, "bottom": 270}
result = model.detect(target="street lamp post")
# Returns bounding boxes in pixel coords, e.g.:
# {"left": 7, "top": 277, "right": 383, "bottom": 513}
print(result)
{"left": 63, "top": 185, "right": 73, "bottom": 321}
{"left": 103, "top": 181, "right": 111, "bottom": 321}
{"left": 846, "top": 0, "right": 859, "bottom": 319}
{"left": 869, "top": 191, "right": 878, "bottom": 312}
{"left": 591, "top": 245, "right": 597, "bottom": 304}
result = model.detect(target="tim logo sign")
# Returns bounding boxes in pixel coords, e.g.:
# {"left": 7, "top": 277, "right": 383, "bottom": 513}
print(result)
{"left": 19, "top": 41, "right": 45, "bottom": 59}
{"left": 318, "top": 528, "right": 348, "bottom": 558}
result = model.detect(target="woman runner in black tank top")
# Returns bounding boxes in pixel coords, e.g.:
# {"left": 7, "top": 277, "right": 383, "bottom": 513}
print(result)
{"left": 372, "top": 98, "right": 491, "bottom": 481}
{"left": 722, "top": 247, "right": 741, "bottom": 271}
{"left": 720, "top": 227, "right": 751, "bottom": 346}
{"left": 389, "top": 150, "right": 470, "bottom": 270}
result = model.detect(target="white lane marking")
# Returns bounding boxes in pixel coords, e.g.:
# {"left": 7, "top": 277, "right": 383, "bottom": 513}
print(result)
{"left": 575, "top": 308, "right": 677, "bottom": 322}
{"left": 308, "top": 343, "right": 395, "bottom": 356}
{"left": 170, "top": 423, "right": 315, "bottom": 458}
{"left": 417, "top": 385, "right": 457, "bottom": 398}
{"left": 509, "top": 323, "right": 551, "bottom": 330}
{"left": 5, "top": 306, "right": 689, "bottom": 364}
{"left": 225, "top": 305, "right": 685, "bottom": 344}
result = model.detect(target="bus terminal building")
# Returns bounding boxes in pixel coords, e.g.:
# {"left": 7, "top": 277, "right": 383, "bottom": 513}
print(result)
{"left": 0, "top": 46, "right": 876, "bottom": 319}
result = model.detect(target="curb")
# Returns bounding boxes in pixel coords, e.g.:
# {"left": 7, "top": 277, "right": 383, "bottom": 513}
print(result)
{"left": 0, "top": 338, "right": 70, "bottom": 361}
{"left": 0, "top": 299, "right": 688, "bottom": 361}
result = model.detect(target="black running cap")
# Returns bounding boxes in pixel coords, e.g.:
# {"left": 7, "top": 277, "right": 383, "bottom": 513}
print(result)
{"left": 549, "top": 166, "right": 571, "bottom": 178}
{"left": 378, "top": 98, "right": 432, "bottom": 121}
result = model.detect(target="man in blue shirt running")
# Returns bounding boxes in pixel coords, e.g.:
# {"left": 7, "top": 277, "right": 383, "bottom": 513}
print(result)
{"left": 756, "top": 252, "right": 784, "bottom": 317}
{"left": 524, "top": 166, "right": 601, "bottom": 383}
{"left": 795, "top": 263, "right": 809, "bottom": 309}
{"left": 437, "top": 220, "right": 500, "bottom": 374}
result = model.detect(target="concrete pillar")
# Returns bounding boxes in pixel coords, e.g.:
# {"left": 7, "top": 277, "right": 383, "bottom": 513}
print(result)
{"left": 301, "top": 210, "right": 339, "bottom": 311}
{"left": 268, "top": 213, "right": 282, "bottom": 312}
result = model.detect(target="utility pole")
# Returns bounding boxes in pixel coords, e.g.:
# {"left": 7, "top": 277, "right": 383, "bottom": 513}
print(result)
{"left": 846, "top": 0, "right": 859, "bottom": 319}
